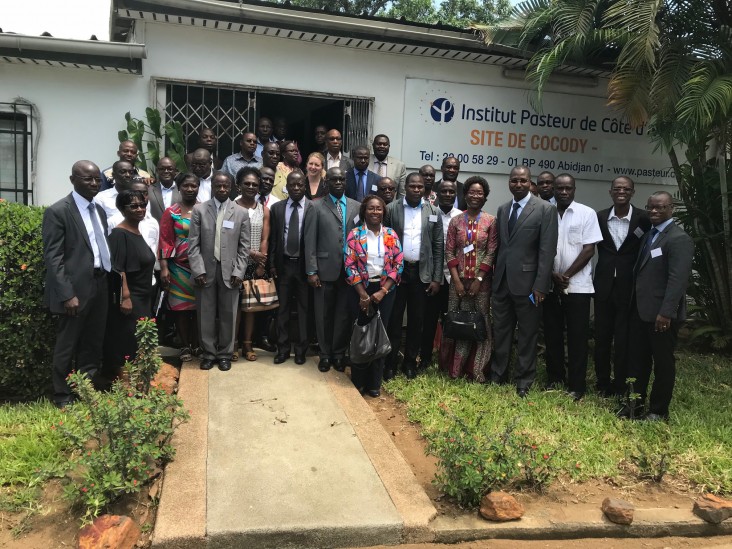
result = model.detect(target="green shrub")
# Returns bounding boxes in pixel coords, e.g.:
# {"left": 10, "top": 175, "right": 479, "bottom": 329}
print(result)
{"left": 59, "top": 319, "right": 188, "bottom": 520}
{"left": 0, "top": 200, "right": 54, "bottom": 399}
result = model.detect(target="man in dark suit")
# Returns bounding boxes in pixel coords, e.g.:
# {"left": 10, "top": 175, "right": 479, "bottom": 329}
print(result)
{"left": 42, "top": 160, "right": 111, "bottom": 408}
{"left": 433, "top": 156, "right": 466, "bottom": 210}
{"left": 188, "top": 172, "right": 250, "bottom": 372}
{"left": 269, "top": 171, "right": 312, "bottom": 365}
{"left": 149, "top": 157, "right": 180, "bottom": 223}
{"left": 345, "top": 146, "right": 380, "bottom": 202}
{"left": 324, "top": 129, "right": 353, "bottom": 172}
{"left": 594, "top": 176, "right": 650, "bottom": 396}
{"left": 304, "top": 167, "right": 360, "bottom": 372}
{"left": 620, "top": 191, "right": 693, "bottom": 421}
{"left": 384, "top": 172, "right": 444, "bottom": 379}
{"left": 491, "top": 166, "right": 558, "bottom": 397}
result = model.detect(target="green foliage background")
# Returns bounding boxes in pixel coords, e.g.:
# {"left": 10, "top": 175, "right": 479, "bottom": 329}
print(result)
{"left": 0, "top": 201, "right": 53, "bottom": 400}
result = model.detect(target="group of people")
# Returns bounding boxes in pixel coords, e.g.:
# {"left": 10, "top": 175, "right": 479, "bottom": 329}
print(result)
{"left": 43, "top": 119, "right": 694, "bottom": 422}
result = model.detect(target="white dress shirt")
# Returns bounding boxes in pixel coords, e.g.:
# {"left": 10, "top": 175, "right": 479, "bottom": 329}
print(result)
{"left": 365, "top": 226, "right": 385, "bottom": 279}
{"left": 607, "top": 205, "right": 633, "bottom": 251}
{"left": 326, "top": 152, "right": 343, "bottom": 170}
{"left": 402, "top": 198, "right": 423, "bottom": 262}
{"left": 554, "top": 201, "right": 603, "bottom": 293}
{"left": 197, "top": 170, "right": 213, "bottom": 203}
{"left": 71, "top": 190, "right": 108, "bottom": 269}
{"left": 161, "top": 182, "right": 177, "bottom": 210}
{"left": 255, "top": 193, "right": 281, "bottom": 208}
{"left": 440, "top": 206, "right": 463, "bottom": 282}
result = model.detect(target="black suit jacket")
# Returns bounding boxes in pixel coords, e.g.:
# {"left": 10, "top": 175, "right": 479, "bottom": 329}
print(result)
{"left": 345, "top": 168, "right": 380, "bottom": 201}
{"left": 633, "top": 221, "right": 694, "bottom": 322}
{"left": 148, "top": 182, "right": 181, "bottom": 223}
{"left": 268, "top": 197, "right": 312, "bottom": 274}
{"left": 434, "top": 179, "right": 466, "bottom": 210}
{"left": 42, "top": 193, "right": 109, "bottom": 314}
{"left": 594, "top": 205, "right": 651, "bottom": 301}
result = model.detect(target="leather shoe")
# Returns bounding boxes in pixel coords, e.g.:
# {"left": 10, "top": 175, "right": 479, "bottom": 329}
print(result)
{"left": 367, "top": 389, "right": 381, "bottom": 398}
{"left": 642, "top": 412, "right": 668, "bottom": 422}
{"left": 517, "top": 387, "right": 528, "bottom": 398}
{"left": 333, "top": 358, "right": 346, "bottom": 372}
{"left": 273, "top": 353, "right": 290, "bottom": 364}
{"left": 254, "top": 337, "right": 277, "bottom": 352}
{"left": 382, "top": 368, "right": 395, "bottom": 381}
{"left": 218, "top": 358, "right": 231, "bottom": 371}
{"left": 200, "top": 359, "right": 215, "bottom": 371}
{"left": 318, "top": 358, "right": 331, "bottom": 372}
{"left": 568, "top": 391, "right": 584, "bottom": 402}
{"left": 294, "top": 354, "right": 306, "bottom": 365}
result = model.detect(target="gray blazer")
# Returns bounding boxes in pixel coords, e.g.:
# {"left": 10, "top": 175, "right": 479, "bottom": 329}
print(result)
{"left": 384, "top": 200, "right": 444, "bottom": 284}
{"left": 303, "top": 195, "right": 360, "bottom": 281}
{"left": 371, "top": 155, "right": 407, "bottom": 198}
{"left": 188, "top": 198, "right": 250, "bottom": 289}
{"left": 148, "top": 182, "right": 180, "bottom": 223}
{"left": 42, "top": 193, "right": 109, "bottom": 314}
{"left": 492, "top": 195, "right": 558, "bottom": 295}
{"left": 633, "top": 221, "right": 694, "bottom": 322}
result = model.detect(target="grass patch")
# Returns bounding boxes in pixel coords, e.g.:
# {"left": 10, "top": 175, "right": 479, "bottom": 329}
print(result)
{"left": 385, "top": 351, "right": 732, "bottom": 494}
{"left": 0, "top": 400, "right": 71, "bottom": 511}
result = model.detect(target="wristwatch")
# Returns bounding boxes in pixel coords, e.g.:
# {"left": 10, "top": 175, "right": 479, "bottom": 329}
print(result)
{"left": 476, "top": 276, "right": 484, "bottom": 282}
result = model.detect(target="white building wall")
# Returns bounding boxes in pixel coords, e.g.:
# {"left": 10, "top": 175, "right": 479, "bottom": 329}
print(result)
{"left": 1, "top": 20, "right": 670, "bottom": 209}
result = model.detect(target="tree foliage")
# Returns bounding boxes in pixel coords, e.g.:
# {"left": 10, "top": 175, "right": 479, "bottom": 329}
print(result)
{"left": 269, "top": 0, "right": 512, "bottom": 27}
{"left": 475, "top": 0, "right": 732, "bottom": 347}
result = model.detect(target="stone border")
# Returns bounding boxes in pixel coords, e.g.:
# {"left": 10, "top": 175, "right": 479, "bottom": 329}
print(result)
{"left": 152, "top": 362, "right": 209, "bottom": 549}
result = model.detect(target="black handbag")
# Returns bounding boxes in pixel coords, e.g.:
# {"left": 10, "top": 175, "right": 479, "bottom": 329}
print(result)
{"left": 442, "top": 300, "right": 487, "bottom": 341}
{"left": 349, "top": 309, "right": 392, "bottom": 364}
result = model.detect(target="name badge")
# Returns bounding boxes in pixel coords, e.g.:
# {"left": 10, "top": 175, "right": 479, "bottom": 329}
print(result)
{"left": 633, "top": 227, "right": 645, "bottom": 238}
{"left": 353, "top": 215, "right": 360, "bottom": 224}
{"left": 429, "top": 214, "right": 438, "bottom": 222}
{"left": 463, "top": 243, "right": 475, "bottom": 254}
{"left": 222, "top": 220, "right": 234, "bottom": 229}
{"left": 650, "top": 248, "right": 662, "bottom": 258}
{"left": 371, "top": 184, "right": 378, "bottom": 192}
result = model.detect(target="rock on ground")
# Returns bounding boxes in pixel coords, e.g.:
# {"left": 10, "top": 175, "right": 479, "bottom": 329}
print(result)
{"left": 479, "top": 491, "right": 524, "bottom": 522}
{"left": 693, "top": 494, "right": 732, "bottom": 524}
{"left": 601, "top": 497, "right": 635, "bottom": 525}
{"left": 78, "top": 514, "right": 140, "bottom": 549}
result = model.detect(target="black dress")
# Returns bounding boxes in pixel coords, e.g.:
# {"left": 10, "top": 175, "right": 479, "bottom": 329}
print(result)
{"left": 105, "top": 228, "right": 156, "bottom": 367}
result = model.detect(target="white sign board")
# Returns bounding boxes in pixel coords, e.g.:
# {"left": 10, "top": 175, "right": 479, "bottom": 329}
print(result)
{"left": 402, "top": 78, "right": 674, "bottom": 184}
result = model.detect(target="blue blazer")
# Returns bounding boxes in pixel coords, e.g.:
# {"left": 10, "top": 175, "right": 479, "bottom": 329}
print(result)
{"left": 345, "top": 168, "right": 380, "bottom": 202}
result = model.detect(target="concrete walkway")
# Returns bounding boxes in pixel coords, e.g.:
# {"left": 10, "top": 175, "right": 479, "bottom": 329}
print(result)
{"left": 152, "top": 351, "right": 732, "bottom": 549}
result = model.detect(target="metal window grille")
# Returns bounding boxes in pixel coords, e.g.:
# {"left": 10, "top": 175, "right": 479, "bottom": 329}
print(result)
{"left": 162, "top": 83, "right": 255, "bottom": 158}
{"left": 344, "top": 98, "right": 373, "bottom": 152}
{"left": 0, "top": 104, "right": 32, "bottom": 204}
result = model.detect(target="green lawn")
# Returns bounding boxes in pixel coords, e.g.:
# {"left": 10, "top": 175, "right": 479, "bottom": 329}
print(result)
{"left": 0, "top": 401, "right": 70, "bottom": 512}
{"left": 384, "top": 351, "right": 732, "bottom": 493}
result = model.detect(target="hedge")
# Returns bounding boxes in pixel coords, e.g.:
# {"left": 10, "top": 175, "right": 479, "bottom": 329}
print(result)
{"left": 0, "top": 200, "right": 54, "bottom": 399}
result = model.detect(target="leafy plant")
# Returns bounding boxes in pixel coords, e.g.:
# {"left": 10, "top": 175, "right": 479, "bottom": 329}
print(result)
{"left": 0, "top": 200, "right": 54, "bottom": 399}
{"left": 119, "top": 108, "right": 187, "bottom": 175}
{"left": 59, "top": 319, "right": 188, "bottom": 520}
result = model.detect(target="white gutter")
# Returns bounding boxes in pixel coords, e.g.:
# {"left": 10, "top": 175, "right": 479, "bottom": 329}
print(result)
{"left": 0, "top": 34, "right": 147, "bottom": 59}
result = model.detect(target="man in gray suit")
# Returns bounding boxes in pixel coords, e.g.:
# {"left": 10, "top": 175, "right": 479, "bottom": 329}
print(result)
{"left": 384, "top": 172, "right": 444, "bottom": 379}
{"left": 620, "top": 191, "right": 693, "bottom": 421}
{"left": 370, "top": 134, "right": 406, "bottom": 198}
{"left": 149, "top": 157, "right": 180, "bottom": 223}
{"left": 304, "top": 167, "right": 360, "bottom": 373}
{"left": 491, "top": 166, "right": 558, "bottom": 397}
{"left": 189, "top": 172, "right": 250, "bottom": 372}
{"left": 43, "top": 160, "right": 111, "bottom": 407}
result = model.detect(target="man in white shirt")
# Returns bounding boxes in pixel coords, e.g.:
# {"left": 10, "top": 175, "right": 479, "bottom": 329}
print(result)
{"left": 324, "top": 129, "right": 353, "bottom": 172}
{"left": 420, "top": 179, "right": 462, "bottom": 367}
{"left": 190, "top": 148, "right": 214, "bottom": 203}
{"left": 543, "top": 173, "right": 602, "bottom": 400}
{"left": 149, "top": 157, "right": 180, "bottom": 223}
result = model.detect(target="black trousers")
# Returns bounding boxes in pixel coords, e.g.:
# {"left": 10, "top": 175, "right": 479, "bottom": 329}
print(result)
{"left": 627, "top": 305, "right": 679, "bottom": 416}
{"left": 420, "top": 280, "right": 449, "bottom": 366}
{"left": 386, "top": 262, "right": 427, "bottom": 370}
{"left": 275, "top": 258, "right": 309, "bottom": 355}
{"left": 349, "top": 282, "right": 396, "bottom": 392}
{"left": 543, "top": 292, "right": 592, "bottom": 393}
{"left": 52, "top": 272, "right": 108, "bottom": 404}
{"left": 594, "top": 280, "right": 633, "bottom": 394}
{"left": 313, "top": 273, "right": 353, "bottom": 360}
{"left": 491, "top": 278, "right": 541, "bottom": 389}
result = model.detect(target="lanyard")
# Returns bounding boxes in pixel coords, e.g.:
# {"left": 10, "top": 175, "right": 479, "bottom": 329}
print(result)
{"left": 465, "top": 212, "right": 481, "bottom": 243}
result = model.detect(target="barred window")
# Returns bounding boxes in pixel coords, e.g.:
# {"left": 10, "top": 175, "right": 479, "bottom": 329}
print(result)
{"left": 0, "top": 106, "right": 32, "bottom": 205}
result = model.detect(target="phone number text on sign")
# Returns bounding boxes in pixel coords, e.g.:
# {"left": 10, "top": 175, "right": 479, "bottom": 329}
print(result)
{"left": 419, "top": 150, "right": 607, "bottom": 175}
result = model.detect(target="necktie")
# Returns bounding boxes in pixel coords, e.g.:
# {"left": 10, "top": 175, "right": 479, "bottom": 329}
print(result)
{"left": 214, "top": 202, "right": 226, "bottom": 261}
{"left": 507, "top": 202, "right": 520, "bottom": 234}
{"left": 358, "top": 171, "right": 366, "bottom": 201}
{"left": 287, "top": 201, "right": 300, "bottom": 257}
{"left": 88, "top": 203, "right": 111, "bottom": 271}
{"left": 378, "top": 161, "right": 386, "bottom": 177}
{"left": 641, "top": 227, "right": 659, "bottom": 257}
{"left": 335, "top": 198, "right": 346, "bottom": 249}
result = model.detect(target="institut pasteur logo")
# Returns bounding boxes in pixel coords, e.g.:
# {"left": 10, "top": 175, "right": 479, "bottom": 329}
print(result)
{"left": 426, "top": 92, "right": 456, "bottom": 123}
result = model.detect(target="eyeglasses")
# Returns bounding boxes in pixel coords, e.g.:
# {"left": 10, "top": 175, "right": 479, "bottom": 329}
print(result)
{"left": 378, "top": 187, "right": 396, "bottom": 192}
{"left": 510, "top": 178, "right": 530, "bottom": 184}
{"left": 77, "top": 176, "right": 102, "bottom": 183}
{"left": 126, "top": 203, "right": 147, "bottom": 210}
{"left": 240, "top": 182, "right": 259, "bottom": 188}
{"left": 466, "top": 191, "right": 485, "bottom": 197}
